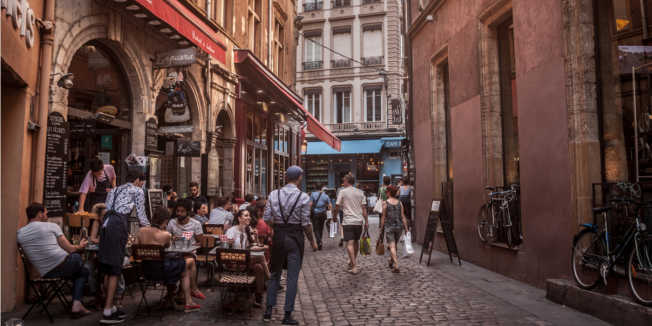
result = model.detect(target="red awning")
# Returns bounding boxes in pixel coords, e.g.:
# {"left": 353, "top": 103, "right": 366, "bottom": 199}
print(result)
{"left": 133, "top": 0, "right": 226, "bottom": 63}
{"left": 234, "top": 50, "right": 341, "bottom": 151}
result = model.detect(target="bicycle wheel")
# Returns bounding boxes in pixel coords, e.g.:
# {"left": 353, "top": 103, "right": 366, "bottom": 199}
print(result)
{"left": 571, "top": 229, "right": 605, "bottom": 290}
{"left": 627, "top": 233, "right": 652, "bottom": 306}
{"left": 477, "top": 204, "right": 491, "bottom": 242}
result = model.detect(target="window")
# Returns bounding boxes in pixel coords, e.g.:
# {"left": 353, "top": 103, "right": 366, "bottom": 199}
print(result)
{"left": 332, "top": 27, "right": 352, "bottom": 68}
{"left": 303, "top": 0, "right": 323, "bottom": 11}
{"left": 305, "top": 90, "right": 322, "bottom": 121}
{"left": 246, "top": 112, "right": 268, "bottom": 196}
{"left": 274, "top": 20, "right": 285, "bottom": 76}
{"left": 303, "top": 32, "right": 322, "bottom": 70}
{"left": 364, "top": 87, "right": 382, "bottom": 122}
{"left": 498, "top": 19, "right": 519, "bottom": 185}
{"left": 613, "top": 0, "right": 632, "bottom": 32}
{"left": 213, "top": 0, "right": 233, "bottom": 31}
{"left": 333, "top": 88, "right": 351, "bottom": 123}
{"left": 332, "top": 0, "right": 351, "bottom": 8}
{"left": 362, "top": 24, "right": 383, "bottom": 65}
{"left": 440, "top": 61, "right": 452, "bottom": 180}
{"left": 248, "top": 0, "right": 262, "bottom": 56}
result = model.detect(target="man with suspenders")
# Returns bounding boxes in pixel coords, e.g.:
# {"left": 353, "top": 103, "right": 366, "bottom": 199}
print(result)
{"left": 263, "top": 166, "right": 318, "bottom": 325}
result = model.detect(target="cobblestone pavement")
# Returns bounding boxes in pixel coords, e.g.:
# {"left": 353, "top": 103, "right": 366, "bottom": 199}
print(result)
{"left": 4, "top": 218, "right": 606, "bottom": 326}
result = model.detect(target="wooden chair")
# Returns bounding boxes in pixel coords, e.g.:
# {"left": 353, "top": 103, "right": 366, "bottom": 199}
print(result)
{"left": 203, "top": 224, "right": 224, "bottom": 235}
{"left": 215, "top": 248, "right": 255, "bottom": 314}
{"left": 18, "top": 246, "right": 71, "bottom": 323}
{"left": 196, "top": 235, "right": 217, "bottom": 285}
{"left": 131, "top": 244, "right": 167, "bottom": 317}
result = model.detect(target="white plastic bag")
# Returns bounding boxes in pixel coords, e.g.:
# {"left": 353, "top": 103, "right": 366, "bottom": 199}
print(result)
{"left": 326, "top": 210, "right": 333, "bottom": 220}
{"left": 373, "top": 199, "right": 383, "bottom": 214}
{"left": 329, "top": 220, "right": 338, "bottom": 238}
{"left": 403, "top": 231, "right": 414, "bottom": 256}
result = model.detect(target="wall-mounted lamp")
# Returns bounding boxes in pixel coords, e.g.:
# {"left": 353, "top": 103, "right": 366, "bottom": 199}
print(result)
{"left": 52, "top": 72, "right": 74, "bottom": 89}
{"left": 301, "top": 138, "right": 308, "bottom": 153}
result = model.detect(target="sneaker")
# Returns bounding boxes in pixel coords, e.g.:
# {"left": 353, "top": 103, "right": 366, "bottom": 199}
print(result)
{"left": 191, "top": 290, "right": 206, "bottom": 300}
{"left": 263, "top": 307, "right": 273, "bottom": 322}
{"left": 184, "top": 304, "right": 201, "bottom": 313}
{"left": 114, "top": 308, "right": 127, "bottom": 320}
{"left": 282, "top": 312, "right": 299, "bottom": 325}
{"left": 99, "top": 311, "right": 125, "bottom": 324}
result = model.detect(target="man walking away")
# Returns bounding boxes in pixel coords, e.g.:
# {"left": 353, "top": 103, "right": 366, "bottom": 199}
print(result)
{"left": 263, "top": 166, "right": 318, "bottom": 325}
{"left": 310, "top": 185, "right": 331, "bottom": 250}
{"left": 336, "top": 174, "right": 368, "bottom": 275}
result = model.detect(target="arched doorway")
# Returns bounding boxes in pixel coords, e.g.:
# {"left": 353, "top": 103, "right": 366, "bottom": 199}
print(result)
{"left": 213, "top": 107, "right": 235, "bottom": 197}
{"left": 65, "top": 41, "right": 133, "bottom": 196}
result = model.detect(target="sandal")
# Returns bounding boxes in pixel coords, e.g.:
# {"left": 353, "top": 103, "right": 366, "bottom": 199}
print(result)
{"left": 392, "top": 267, "right": 400, "bottom": 273}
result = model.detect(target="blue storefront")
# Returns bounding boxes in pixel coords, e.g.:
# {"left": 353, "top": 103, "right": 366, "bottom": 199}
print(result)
{"left": 302, "top": 137, "right": 404, "bottom": 194}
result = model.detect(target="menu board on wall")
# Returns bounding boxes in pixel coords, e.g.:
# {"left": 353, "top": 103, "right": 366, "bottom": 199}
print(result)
{"left": 145, "top": 118, "right": 158, "bottom": 152}
{"left": 44, "top": 112, "right": 69, "bottom": 217}
{"left": 147, "top": 189, "right": 164, "bottom": 220}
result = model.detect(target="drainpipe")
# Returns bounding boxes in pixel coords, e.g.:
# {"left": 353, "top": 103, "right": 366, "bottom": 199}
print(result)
{"left": 406, "top": 0, "right": 414, "bottom": 185}
{"left": 641, "top": 0, "right": 649, "bottom": 40}
{"left": 32, "top": 0, "right": 56, "bottom": 203}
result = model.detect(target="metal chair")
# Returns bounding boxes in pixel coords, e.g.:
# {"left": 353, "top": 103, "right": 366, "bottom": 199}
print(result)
{"left": 215, "top": 248, "right": 255, "bottom": 314}
{"left": 18, "top": 246, "right": 71, "bottom": 323}
{"left": 131, "top": 244, "right": 167, "bottom": 317}
{"left": 203, "top": 224, "right": 224, "bottom": 235}
{"left": 196, "top": 235, "right": 217, "bottom": 285}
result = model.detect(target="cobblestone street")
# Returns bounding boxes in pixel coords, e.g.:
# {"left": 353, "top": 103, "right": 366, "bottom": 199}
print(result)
{"left": 3, "top": 218, "right": 608, "bottom": 326}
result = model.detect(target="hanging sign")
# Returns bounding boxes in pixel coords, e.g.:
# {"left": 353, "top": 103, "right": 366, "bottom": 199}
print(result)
{"left": 43, "top": 112, "right": 69, "bottom": 217}
{"left": 176, "top": 140, "right": 201, "bottom": 157}
{"left": 154, "top": 47, "right": 197, "bottom": 68}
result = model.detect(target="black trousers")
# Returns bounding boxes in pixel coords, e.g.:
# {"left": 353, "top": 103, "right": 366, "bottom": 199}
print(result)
{"left": 310, "top": 212, "right": 327, "bottom": 246}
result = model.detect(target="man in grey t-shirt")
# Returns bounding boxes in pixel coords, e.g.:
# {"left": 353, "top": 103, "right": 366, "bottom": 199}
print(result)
{"left": 335, "top": 174, "right": 368, "bottom": 275}
{"left": 17, "top": 203, "right": 91, "bottom": 316}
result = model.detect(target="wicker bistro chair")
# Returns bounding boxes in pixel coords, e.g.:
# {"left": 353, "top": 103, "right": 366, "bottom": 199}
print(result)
{"left": 215, "top": 248, "right": 256, "bottom": 314}
{"left": 131, "top": 244, "right": 167, "bottom": 317}
{"left": 18, "top": 246, "right": 71, "bottom": 323}
{"left": 196, "top": 235, "right": 217, "bottom": 285}
{"left": 203, "top": 224, "right": 224, "bottom": 235}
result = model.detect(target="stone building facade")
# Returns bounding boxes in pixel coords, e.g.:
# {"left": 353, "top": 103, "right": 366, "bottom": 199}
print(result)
{"left": 409, "top": 0, "right": 651, "bottom": 291}
{"left": 297, "top": 0, "right": 407, "bottom": 192}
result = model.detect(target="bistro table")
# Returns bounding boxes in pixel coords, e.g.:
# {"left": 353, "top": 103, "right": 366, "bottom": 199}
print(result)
{"left": 166, "top": 244, "right": 201, "bottom": 254}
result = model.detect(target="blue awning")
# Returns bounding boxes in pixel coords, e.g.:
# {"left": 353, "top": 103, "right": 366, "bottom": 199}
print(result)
{"left": 306, "top": 139, "right": 383, "bottom": 155}
{"left": 380, "top": 136, "right": 405, "bottom": 148}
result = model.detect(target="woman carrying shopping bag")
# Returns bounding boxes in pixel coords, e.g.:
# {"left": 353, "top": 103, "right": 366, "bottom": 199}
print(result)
{"left": 379, "top": 185, "right": 410, "bottom": 273}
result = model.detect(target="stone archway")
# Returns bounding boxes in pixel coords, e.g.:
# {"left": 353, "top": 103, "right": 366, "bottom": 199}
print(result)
{"left": 210, "top": 105, "right": 235, "bottom": 197}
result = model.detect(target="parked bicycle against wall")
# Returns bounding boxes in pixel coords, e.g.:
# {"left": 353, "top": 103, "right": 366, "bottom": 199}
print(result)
{"left": 477, "top": 184, "right": 520, "bottom": 248}
{"left": 571, "top": 193, "right": 652, "bottom": 306}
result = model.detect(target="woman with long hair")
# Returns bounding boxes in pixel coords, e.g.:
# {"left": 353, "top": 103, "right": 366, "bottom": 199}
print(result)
{"left": 379, "top": 185, "right": 409, "bottom": 273}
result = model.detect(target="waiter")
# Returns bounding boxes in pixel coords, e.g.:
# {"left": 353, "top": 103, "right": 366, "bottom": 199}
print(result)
{"left": 263, "top": 166, "right": 317, "bottom": 325}
{"left": 77, "top": 158, "right": 116, "bottom": 212}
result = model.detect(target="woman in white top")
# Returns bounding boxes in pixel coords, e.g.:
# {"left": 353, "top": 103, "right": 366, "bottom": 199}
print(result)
{"left": 225, "top": 209, "right": 270, "bottom": 307}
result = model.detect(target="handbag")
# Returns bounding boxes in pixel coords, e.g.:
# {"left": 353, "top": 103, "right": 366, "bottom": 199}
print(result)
{"left": 375, "top": 228, "right": 385, "bottom": 255}
{"left": 373, "top": 199, "right": 383, "bottom": 214}
{"left": 359, "top": 229, "right": 371, "bottom": 255}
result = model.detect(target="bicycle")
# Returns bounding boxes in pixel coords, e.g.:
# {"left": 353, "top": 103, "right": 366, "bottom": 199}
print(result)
{"left": 571, "top": 197, "right": 652, "bottom": 306}
{"left": 477, "top": 184, "right": 519, "bottom": 248}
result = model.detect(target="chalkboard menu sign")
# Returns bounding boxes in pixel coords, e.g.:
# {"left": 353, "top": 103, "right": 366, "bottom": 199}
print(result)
{"left": 44, "top": 112, "right": 69, "bottom": 217}
{"left": 147, "top": 189, "right": 164, "bottom": 220}
{"left": 145, "top": 118, "right": 158, "bottom": 152}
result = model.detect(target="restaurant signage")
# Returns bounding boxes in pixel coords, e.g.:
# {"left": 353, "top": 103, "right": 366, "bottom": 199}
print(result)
{"left": 145, "top": 118, "right": 158, "bottom": 152}
{"left": 1, "top": 0, "right": 36, "bottom": 48}
{"left": 147, "top": 189, "right": 164, "bottom": 220}
{"left": 176, "top": 140, "right": 201, "bottom": 157}
{"left": 43, "top": 112, "right": 69, "bottom": 217}
{"left": 154, "top": 47, "right": 196, "bottom": 68}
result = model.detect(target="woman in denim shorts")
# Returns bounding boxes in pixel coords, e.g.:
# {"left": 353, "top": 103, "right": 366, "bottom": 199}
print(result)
{"left": 379, "top": 185, "right": 409, "bottom": 273}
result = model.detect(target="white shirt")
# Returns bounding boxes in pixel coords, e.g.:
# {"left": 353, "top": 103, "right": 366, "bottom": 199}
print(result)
{"left": 336, "top": 186, "right": 367, "bottom": 226}
{"left": 208, "top": 207, "right": 234, "bottom": 225}
{"left": 225, "top": 226, "right": 248, "bottom": 249}
{"left": 167, "top": 217, "right": 203, "bottom": 246}
{"left": 17, "top": 222, "right": 69, "bottom": 276}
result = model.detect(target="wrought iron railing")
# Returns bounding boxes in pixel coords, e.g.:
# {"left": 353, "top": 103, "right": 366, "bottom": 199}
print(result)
{"left": 332, "top": 0, "right": 351, "bottom": 8}
{"left": 303, "top": 61, "right": 323, "bottom": 70}
{"left": 362, "top": 56, "right": 384, "bottom": 65}
{"left": 325, "top": 121, "right": 385, "bottom": 132}
{"left": 362, "top": 0, "right": 381, "bottom": 4}
{"left": 331, "top": 59, "right": 352, "bottom": 68}
{"left": 303, "top": 1, "right": 323, "bottom": 11}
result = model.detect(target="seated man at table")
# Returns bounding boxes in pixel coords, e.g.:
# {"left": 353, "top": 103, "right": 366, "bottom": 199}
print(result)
{"left": 208, "top": 196, "right": 234, "bottom": 229}
{"left": 135, "top": 207, "right": 200, "bottom": 312}
{"left": 17, "top": 203, "right": 91, "bottom": 318}
{"left": 166, "top": 199, "right": 205, "bottom": 300}
{"left": 225, "top": 209, "right": 269, "bottom": 307}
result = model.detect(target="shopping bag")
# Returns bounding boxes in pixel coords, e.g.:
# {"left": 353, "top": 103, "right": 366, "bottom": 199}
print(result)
{"left": 359, "top": 230, "right": 371, "bottom": 255}
{"left": 326, "top": 210, "right": 333, "bottom": 220}
{"left": 375, "top": 231, "right": 385, "bottom": 255}
{"left": 403, "top": 231, "right": 415, "bottom": 256}
{"left": 373, "top": 199, "right": 383, "bottom": 214}
{"left": 329, "top": 220, "right": 338, "bottom": 238}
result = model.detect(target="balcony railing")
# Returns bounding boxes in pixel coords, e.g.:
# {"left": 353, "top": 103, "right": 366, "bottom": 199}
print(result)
{"left": 325, "top": 121, "right": 386, "bottom": 132}
{"left": 362, "top": 0, "right": 381, "bottom": 4}
{"left": 331, "top": 59, "right": 352, "bottom": 68}
{"left": 362, "top": 56, "right": 384, "bottom": 66}
{"left": 303, "top": 61, "right": 323, "bottom": 70}
{"left": 303, "top": 1, "right": 323, "bottom": 11}
{"left": 332, "top": 0, "right": 351, "bottom": 9}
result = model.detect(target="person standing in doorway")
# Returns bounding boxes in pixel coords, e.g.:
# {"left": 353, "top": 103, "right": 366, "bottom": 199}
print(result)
{"left": 77, "top": 158, "right": 116, "bottom": 213}
{"left": 186, "top": 182, "right": 207, "bottom": 212}
{"left": 309, "top": 185, "right": 331, "bottom": 250}
{"left": 380, "top": 185, "right": 410, "bottom": 273}
{"left": 263, "top": 166, "right": 318, "bottom": 325}
{"left": 336, "top": 174, "right": 368, "bottom": 275}
{"left": 99, "top": 167, "right": 149, "bottom": 324}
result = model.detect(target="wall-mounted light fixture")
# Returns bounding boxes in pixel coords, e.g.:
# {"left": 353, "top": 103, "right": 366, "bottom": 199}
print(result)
{"left": 52, "top": 72, "right": 74, "bottom": 89}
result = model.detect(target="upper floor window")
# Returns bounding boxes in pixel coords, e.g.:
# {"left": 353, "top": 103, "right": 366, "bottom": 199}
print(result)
{"left": 248, "top": 0, "right": 262, "bottom": 56}
{"left": 362, "top": 0, "right": 381, "bottom": 4}
{"left": 213, "top": 0, "right": 233, "bottom": 32}
{"left": 304, "top": 90, "right": 322, "bottom": 121}
{"left": 303, "top": 32, "right": 323, "bottom": 70}
{"left": 303, "top": 0, "right": 323, "bottom": 12}
{"left": 364, "top": 87, "right": 382, "bottom": 122}
{"left": 274, "top": 20, "right": 285, "bottom": 76}
{"left": 362, "top": 24, "right": 383, "bottom": 65}
{"left": 332, "top": 27, "right": 352, "bottom": 68}
{"left": 332, "top": 0, "right": 351, "bottom": 8}
{"left": 333, "top": 88, "right": 351, "bottom": 123}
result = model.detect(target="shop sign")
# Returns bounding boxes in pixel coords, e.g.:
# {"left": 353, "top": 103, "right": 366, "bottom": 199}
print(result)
{"left": 43, "top": 112, "right": 69, "bottom": 217}
{"left": 154, "top": 47, "right": 197, "bottom": 68}
{"left": 158, "top": 125, "right": 193, "bottom": 134}
{"left": 145, "top": 118, "right": 158, "bottom": 152}
{"left": 1, "top": 0, "right": 36, "bottom": 48}
{"left": 176, "top": 140, "right": 201, "bottom": 157}
{"left": 383, "top": 140, "right": 402, "bottom": 148}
